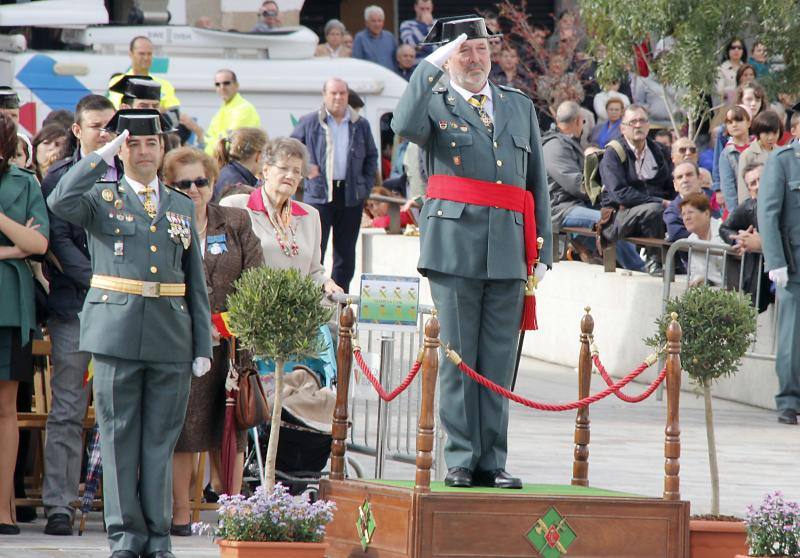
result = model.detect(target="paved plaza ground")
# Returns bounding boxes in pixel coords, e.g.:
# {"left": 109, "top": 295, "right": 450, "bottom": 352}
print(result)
{"left": 2, "top": 357, "right": 798, "bottom": 557}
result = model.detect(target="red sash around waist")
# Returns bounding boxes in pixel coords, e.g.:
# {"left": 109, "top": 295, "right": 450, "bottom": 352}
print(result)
{"left": 426, "top": 174, "right": 540, "bottom": 330}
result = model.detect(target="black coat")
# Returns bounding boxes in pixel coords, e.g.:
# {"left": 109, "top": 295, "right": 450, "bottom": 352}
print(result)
{"left": 214, "top": 160, "right": 257, "bottom": 201}
{"left": 41, "top": 149, "right": 124, "bottom": 320}
{"left": 599, "top": 137, "right": 674, "bottom": 208}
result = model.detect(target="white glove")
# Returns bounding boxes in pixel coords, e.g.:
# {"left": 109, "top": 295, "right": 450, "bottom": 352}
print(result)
{"left": 769, "top": 266, "right": 789, "bottom": 289}
{"left": 424, "top": 33, "right": 468, "bottom": 69}
{"left": 534, "top": 262, "right": 547, "bottom": 285}
{"left": 192, "top": 357, "right": 211, "bottom": 378}
{"left": 95, "top": 129, "right": 129, "bottom": 166}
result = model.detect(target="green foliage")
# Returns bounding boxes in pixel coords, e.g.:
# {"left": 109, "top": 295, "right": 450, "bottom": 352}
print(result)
{"left": 645, "top": 286, "right": 757, "bottom": 387}
{"left": 226, "top": 267, "right": 333, "bottom": 361}
{"left": 579, "top": 0, "right": 800, "bottom": 134}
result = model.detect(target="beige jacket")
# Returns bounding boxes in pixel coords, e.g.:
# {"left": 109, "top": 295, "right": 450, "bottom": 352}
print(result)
{"left": 221, "top": 190, "right": 328, "bottom": 285}
{"left": 737, "top": 141, "right": 770, "bottom": 204}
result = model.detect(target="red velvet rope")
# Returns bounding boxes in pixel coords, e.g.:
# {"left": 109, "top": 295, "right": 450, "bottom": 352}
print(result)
{"left": 452, "top": 354, "right": 664, "bottom": 411}
{"left": 593, "top": 354, "right": 666, "bottom": 403}
{"left": 353, "top": 348, "right": 422, "bottom": 402}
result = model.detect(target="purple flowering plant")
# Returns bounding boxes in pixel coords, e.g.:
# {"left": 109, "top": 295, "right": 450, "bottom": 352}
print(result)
{"left": 192, "top": 483, "right": 336, "bottom": 543}
{"left": 744, "top": 491, "right": 800, "bottom": 557}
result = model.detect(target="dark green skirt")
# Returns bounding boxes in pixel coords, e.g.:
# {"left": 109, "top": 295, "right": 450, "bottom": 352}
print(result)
{"left": 0, "top": 327, "right": 33, "bottom": 383}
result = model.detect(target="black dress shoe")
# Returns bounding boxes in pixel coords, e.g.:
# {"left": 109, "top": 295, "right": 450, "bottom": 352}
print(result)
{"left": 444, "top": 467, "right": 473, "bottom": 488}
{"left": 0, "top": 523, "right": 20, "bottom": 535}
{"left": 170, "top": 522, "right": 192, "bottom": 536}
{"left": 44, "top": 513, "right": 73, "bottom": 536}
{"left": 474, "top": 469, "right": 523, "bottom": 489}
{"left": 15, "top": 505, "right": 37, "bottom": 523}
{"left": 778, "top": 408, "right": 798, "bottom": 425}
{"left": 109, "top": 551, "right": 138, "bottom": 558}
{"left": 203, "top": 483, "right": 219, "bottom": 503}
{"left": 145, "top": 551, "right": 176, "bottom": 558}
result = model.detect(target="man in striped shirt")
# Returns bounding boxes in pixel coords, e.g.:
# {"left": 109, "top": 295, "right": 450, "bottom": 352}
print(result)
{"left": 399, "top": 0, "right": 435, "bottom": 67}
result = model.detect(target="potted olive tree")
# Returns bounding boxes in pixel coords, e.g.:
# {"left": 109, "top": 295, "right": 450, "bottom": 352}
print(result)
{"left": 647, "top": 285, "right": 757, "bottom": 558}
{"left": 216, "top": 267, "right": 334, "bottom": 558}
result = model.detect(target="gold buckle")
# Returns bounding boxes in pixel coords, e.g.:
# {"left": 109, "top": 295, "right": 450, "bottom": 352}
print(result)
{"left": 141, "top": 281, "right": 161, "bottom": 298}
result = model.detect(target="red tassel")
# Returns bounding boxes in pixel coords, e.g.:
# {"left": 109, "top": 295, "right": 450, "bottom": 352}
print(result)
{"left": 521, "top": 293, "right": 538, "bottom": 331}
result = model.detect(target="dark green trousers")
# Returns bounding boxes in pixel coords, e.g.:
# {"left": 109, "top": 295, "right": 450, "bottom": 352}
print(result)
{"left": 92, "top": 355, "right": 191, "bottom": 555}
{"left": 427, "top": 271, "right": 525, "bottom": 472}
{"left": 776, "top": 283, "right": 800, "bottom": 412}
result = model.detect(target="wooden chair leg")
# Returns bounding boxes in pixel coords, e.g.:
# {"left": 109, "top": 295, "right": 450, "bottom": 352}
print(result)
{"left": 190, "top": 453, "right": 207, "bottom": 524}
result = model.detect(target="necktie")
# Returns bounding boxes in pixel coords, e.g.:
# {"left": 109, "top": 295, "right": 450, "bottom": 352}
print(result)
{"left": 467, "top": 94, "right": 493, "bottom": 133}
{"left": 140, "top": 186, "right": 157, "bottom": 219}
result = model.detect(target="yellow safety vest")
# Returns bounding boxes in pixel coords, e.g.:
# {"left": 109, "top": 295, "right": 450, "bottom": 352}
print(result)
{"left": 203, "top": 93, "right": 262, "bottom": 155}
{"left": 107, "top": 70, "right": 181, "bottom": 110}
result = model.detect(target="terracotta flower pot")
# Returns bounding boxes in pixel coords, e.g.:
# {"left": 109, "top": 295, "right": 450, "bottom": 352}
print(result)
{"left": 689, "top": 520, "right": 747, "bottom": 558}
{"left": 217, "top": 539, "right": 328, "bottom": 558}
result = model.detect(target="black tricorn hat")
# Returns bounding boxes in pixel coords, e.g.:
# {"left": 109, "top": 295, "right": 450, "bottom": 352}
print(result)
{"left": 103, "top": 109, "right": 176, "bottom": 135}
{"left": 109, "top": 75, "right": 161, "bottom": 101}
{"left": 0, "top": 86, "right": 20, "bottom": 109}
{"left": 420, "top": 15, "right": 501, "bottom": 46}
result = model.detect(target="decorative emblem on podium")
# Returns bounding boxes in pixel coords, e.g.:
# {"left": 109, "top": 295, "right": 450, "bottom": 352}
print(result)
{"left": 526, "top": 507, "right": 577, "bottom": 557}
{"left": 356, "top": 499, "right": 376, "bottom": 551}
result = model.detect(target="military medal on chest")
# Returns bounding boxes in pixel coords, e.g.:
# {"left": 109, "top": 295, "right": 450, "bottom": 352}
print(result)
{"left": 167, "top": 211, "right": 192, "bottom": 249}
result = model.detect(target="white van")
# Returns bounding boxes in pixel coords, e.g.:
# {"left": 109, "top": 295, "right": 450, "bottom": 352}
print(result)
{"left": 0, "top": 19, "right": 407, "bottom": 147}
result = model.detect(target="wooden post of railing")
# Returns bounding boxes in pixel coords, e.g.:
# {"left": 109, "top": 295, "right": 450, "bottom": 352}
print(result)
{"left": 414, "top": 313, "right": 440, "bottom": 493}
{"left": 663, "top": 312, "right": 682, "bottom": 500}
{"left": 571, "top": 307, "right": 593, "bottom": 487}
{"left": 330, "top": 303, "right": 354, "bottom": 480}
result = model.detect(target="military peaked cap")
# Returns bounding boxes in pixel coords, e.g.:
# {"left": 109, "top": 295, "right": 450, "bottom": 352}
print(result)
{"left": 420, "top": 15, "right": 501, "bottom": 46}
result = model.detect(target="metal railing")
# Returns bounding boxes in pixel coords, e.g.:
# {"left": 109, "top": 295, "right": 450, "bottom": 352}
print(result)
{"left": 330, "top": 293, "right": 446, "bottom": 480}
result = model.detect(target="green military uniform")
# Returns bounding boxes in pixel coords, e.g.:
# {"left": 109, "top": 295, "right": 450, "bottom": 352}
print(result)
{"left": 758, "top": 143, "right": 800, "bottom": 418}
{"left": 392, "top": 59, "right": 552, "bottom": 474}
{"left": 48, "top": 153, "right": 211, "bottom": 556}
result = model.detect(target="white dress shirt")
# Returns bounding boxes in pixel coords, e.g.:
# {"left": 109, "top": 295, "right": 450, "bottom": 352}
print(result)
{"left": 125, "top": 175, "right": 160, "bottom": 209}
{"left": 450, "top": 80, "right": 494, "bottom": 121}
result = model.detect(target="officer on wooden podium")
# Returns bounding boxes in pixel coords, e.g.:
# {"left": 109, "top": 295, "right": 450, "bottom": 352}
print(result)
{"left": 48, "top": 109, "right": 212, "bottom": 558}
{"left": 392, "top": 16, "right": 552, "bottom": 489}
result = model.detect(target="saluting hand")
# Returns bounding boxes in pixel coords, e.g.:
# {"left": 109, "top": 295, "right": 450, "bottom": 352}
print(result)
{"left": 425, "top": 33, "right": 468, "bottom": 69}
{"left": 95, "top": 129, "right": 130, "bottom": 166}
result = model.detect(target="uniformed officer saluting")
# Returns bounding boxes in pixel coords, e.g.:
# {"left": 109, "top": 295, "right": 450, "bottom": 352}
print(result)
{"left": 48, "top": 109, "right": 212, "bottom": 558}
{"left": 392, "top": 16, "right": 552, "bottom": 489}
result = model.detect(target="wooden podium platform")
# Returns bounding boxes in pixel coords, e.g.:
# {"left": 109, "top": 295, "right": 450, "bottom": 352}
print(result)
{"left": 320, "top": 480, "right": 690, "bottom": 557}
{"left": 323, "top": 305, "right": 689, "bottom": 558}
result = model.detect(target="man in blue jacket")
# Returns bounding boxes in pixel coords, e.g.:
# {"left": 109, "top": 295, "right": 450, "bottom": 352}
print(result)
{"left": 599, "top": 104, "right": 674, "bottom": 275}
{"left": 291, "top": 77, "right": 378, "bottom": 292}
{"left": 40, "top": 94, "right": 122, "bottom": 536}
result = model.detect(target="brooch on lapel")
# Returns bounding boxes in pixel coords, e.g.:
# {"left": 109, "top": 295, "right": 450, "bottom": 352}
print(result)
{"left": 206, "top": 233, "right": 228, "bottom": 255}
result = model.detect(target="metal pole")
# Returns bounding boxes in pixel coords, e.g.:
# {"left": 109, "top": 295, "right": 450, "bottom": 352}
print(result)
{"left": 375, "top": 333, "right": 394, "bottom": 479}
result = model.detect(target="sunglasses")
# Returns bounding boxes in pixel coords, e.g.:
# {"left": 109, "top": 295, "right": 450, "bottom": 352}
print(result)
{"left": 678, "top": 146, "right": 697, "bottom": 154}
{"left": 215, "top": 80, "right": 233, "bottom": 87}
{"left": 172, "top": 178, "right": 210, "bottom": 190}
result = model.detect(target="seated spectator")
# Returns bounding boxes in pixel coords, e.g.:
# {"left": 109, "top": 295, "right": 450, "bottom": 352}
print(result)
{"left": 251, "top": 0, "right": 281, "bottom": 32}
{"left": 599, "top": 104, "right": 674, "bottom": 275}
{"left": 363, "top": 186, "right": 412, "bottom": 229}
{"left": 718, "top": 105, "right": 751, "bottom": 212}
{"left": 590, "top": 97, "right": 624, "bottom": 148}
{"left": 716, "top": 37, "right": 747, "bottom": 105}
{"left": 543, "top": 101, "right": 643, "bottom": 270}
{"left": 736, "top": 110, "right": 782, "bottom": 204}
{"left": 537, "top": 55, "right": 583, "bottom": 117}
{"left": 630, "top": 72, "right": 679, "bottom": 128}
{"left": 490, "top": 45, "right": 532, "bottom": 96}
{"left": 343, "top": 32, "right": 354, "bottom": 52}
{"left": 736, "top": 63, "right": 757, "bottom": 88}
{"left": 720, "top": 162, "right": 771, "bottom": 311}
{"left": 654, "top": 129, "right": 673, "bottom": 149}
{"left": 315, "top": 19, "right": 350, "bottom": 58}
{"left": 399, "top": 0, "right": 434, "bottom": 66}
{"left": 395, "top": 44, "right": 417, "bottom": 81}
{"left": 352, "top": 5, "right": 397, "bottom": 72}
{"left": 213, "top": 127, "right": 268, "bottom": 201}
{"left": 593, "top": 80, "right": 630, "bottom": 122}
{"left": 671, "top": 136, "right": 698, "bottom": 166}
{"left": 749, "top": 40, "right": 770, "bottom": 78}
{"left": 680, "top": 193, "right": 726, "bottom": 286}
{"left": 664, "top": 161, "right": 705, "bottom": 242}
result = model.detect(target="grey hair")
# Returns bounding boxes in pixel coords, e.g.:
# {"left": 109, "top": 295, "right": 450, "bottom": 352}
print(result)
{"left": 396, "top": 44, "right": 416, "bottom": 55}
{"left": 556, "top": 100, "right": 582, "bottom": 124}
{"left": 322, "top": 77, "right": 348, "bottom": 93}
{"left": 364, "top": 5, "right": 384, "bottom": 20}
{"left": 673, "top": 159, "right": 699, "bottom": 176}
{"left": 263, "top": 137, "right": 310, "bottom": 176}
{"left": 324, "top": 18, "right": 346, "bottom": 36}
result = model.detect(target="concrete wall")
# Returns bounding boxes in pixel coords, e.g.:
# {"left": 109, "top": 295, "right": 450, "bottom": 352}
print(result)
{"left": 345, "top": 230, "right": 779, "bottom": 410}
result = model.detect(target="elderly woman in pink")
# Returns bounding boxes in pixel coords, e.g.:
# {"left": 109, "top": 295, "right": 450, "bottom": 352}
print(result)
{"left": 221, "top": 137, "right": 342, "bottom": 295}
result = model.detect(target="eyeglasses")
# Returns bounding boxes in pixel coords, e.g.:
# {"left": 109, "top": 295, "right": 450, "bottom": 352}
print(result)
{"left": 622, "top": 118, "right": 649, "bottom": 127}
{"left": 730, "top": 45, "right": 744, "bottom": 50}
{"left": 171, "top": 178, "right": 210, "bottom": 190}
{"left": 214, "top": 80, "right": 232, "bottom": 87}
{"left": 678, "top": 146, "right": 697, "bottom": 154}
